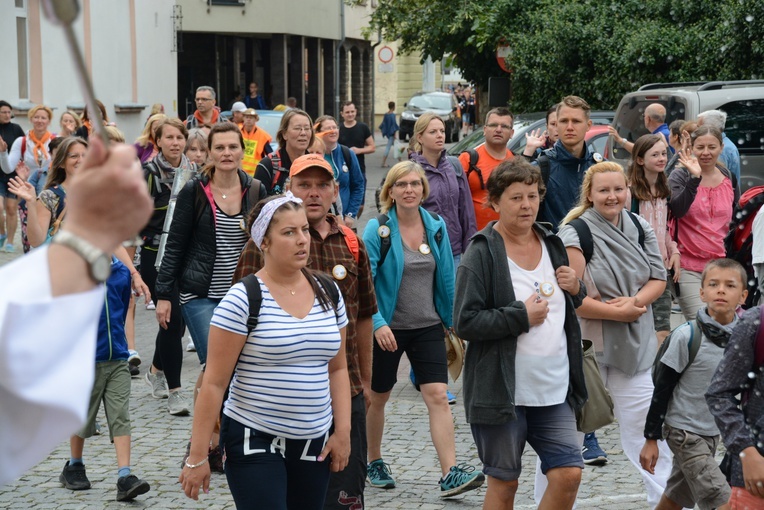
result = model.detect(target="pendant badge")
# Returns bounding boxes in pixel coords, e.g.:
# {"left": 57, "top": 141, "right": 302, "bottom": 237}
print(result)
{"left": 418, "top": 243, "right": 431, "bottom": 255}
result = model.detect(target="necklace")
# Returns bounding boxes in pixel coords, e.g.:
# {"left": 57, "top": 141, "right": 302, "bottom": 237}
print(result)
{"left": 265, "top": 270, "right": 297, "bottom": 295}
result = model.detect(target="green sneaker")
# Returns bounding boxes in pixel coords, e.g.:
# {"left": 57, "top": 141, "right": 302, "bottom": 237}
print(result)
{"left": 367, "top": 459, "right": 396, "bottom": 489}
{"left": 439, "top": 464, "right": 485, "bottom": 497}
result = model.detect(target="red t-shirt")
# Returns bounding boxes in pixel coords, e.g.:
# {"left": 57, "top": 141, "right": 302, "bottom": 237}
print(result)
{"left": 459, "top": 145, "right": 514, "bottom": 230}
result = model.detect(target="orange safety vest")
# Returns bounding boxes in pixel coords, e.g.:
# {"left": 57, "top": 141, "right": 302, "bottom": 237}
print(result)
{"left": 240, "top": 126, "right": 272, "bottom": 177}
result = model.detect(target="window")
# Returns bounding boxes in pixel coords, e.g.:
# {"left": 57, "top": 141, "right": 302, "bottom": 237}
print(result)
{"left": 16, "top": 17, "right": 28, "bottom": 99}
{"left": 720, "top": 100, "right": 764, "bottom": 155}
{"left": 15, "top": 0, "right": 24, "bottom": 8}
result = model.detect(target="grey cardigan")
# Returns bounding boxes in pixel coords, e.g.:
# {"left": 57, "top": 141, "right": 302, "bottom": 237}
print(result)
{"left": 454, "top": 222, "right": 588, "bottom": 425}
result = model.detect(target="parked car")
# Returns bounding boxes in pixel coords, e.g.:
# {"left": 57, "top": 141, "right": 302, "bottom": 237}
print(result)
{"left": 608, "top": 80, "right": 764, "bottom": 188}
{"left": 400, "top": 91, "right": 461, "bottom": 143}
{"left": 447, "top": 110, "right": 614, "bottom": 157}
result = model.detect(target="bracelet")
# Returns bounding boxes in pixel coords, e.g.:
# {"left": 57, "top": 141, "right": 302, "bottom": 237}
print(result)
{"left": 131, "top": 270, "right": 140, "bottom": 278}
{"left": 184, "top": 457, "right": 209, "bottom": 469}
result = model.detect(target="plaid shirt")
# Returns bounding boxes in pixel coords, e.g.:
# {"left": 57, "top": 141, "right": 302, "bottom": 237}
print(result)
{"left": 233, "top": 215, "right": 377, "bottom": 397}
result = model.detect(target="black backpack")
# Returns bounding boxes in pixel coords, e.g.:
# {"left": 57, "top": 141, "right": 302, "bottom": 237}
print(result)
{"left": 375, "top": 211, "right": 443, "bottom": 267}
{"left": 240, "top": 272, "right": 340, "bottom": 334}
{"left": 567, "top": 212, "right": 645, "bottom": 264}
{"left": 463, "top": 149, "right": 485, "bottom": 189}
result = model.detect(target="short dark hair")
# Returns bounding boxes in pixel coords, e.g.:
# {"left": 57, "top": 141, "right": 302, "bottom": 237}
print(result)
{"left": 486, "top": 158, "right": 546, "bottom": 206}
{"left": 701, "top": 258, "right": 747, "bottom": 288}
{"left": 388, "top": 101, "right": 395, "bottom": 110}
{"left": 484, "top": 107, "right": 513, "bottom": 126}
{"left": 0, "top": 100, "right": 11, "bottom": 110}
{"left": 341, "top": 101, "right": 355, "bottom": 110}
{"left": 546, "top": 104, "right": 559, "bottom": 123}
{"left": 48, "top": 136, "right": 66, "bottom": 154}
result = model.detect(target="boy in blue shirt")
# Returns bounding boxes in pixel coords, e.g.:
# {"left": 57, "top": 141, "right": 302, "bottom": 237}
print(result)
{"left": 59, "top": 257, "right": 150, "bottom": 501}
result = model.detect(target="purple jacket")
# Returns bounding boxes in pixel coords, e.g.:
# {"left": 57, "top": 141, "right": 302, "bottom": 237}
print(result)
{"left": 135, "top": 142, "right": 155, "bottom": 164}
{"left": 409, "top": 151, "right": 476, "bottom": 256}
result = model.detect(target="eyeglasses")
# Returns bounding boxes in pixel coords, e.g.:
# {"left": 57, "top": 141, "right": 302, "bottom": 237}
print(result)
{"left": 195, "top": 98, "right": 213, "bottom": 103}
{"left": 290, "top": 126, "right": 312, "bottom": 133}
{"left": 66, "top": 153, "right": 86, "bottom": 160}
{"left": 393, "top": 180, "right": 423, "bottom": 190}
{"left": 485, "top": 123, "right": 513, "bottom": 131}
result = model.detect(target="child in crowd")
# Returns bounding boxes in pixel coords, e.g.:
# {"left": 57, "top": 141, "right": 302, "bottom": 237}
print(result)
{"left": 707, "top": 275, "right": 764, "bottom": 508}
{"left": 59, "top": 256, "right": 151, "bottom": 502}
{"left": 640, "top": 258, "right": 747, "bottom": 510}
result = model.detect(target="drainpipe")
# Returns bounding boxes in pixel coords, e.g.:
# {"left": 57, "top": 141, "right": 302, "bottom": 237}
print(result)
{"left": 370, "top": 28, "right": 382, "bottom": 129}
{"left": 334, "top": 0, "right": 345, "bottom": 118}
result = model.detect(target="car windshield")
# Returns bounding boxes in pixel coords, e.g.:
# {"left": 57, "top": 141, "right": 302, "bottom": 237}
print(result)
{"left": 256, "top": 113, "right": 283, "bottom": 141}
{"left": 409, "top": 95, "right": 452, "bottom": 111}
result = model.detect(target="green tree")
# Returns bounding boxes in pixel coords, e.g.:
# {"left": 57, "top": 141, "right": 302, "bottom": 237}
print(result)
{"left": 364, "top": 0, "right": 764, "bottom": 111}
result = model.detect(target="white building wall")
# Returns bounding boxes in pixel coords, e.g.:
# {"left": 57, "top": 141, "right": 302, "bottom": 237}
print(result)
{"left": 1, "top": 0, "right": 176, "bottom": 143}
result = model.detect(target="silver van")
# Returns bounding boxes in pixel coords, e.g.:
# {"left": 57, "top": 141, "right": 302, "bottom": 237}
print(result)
{"left": 608, "top": 80, "right": 764, "bottom": 188}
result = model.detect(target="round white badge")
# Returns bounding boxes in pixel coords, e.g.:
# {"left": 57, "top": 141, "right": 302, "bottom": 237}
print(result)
{"left": 378, "top": 225, "right": 391, "bottom": 238}
{"left": 418, "top": 243, "right": 431, "bottom": 255}
{"left": 540, "top": 281, "right": 555, "bottom": 297}
{"left": 593, "top": 152, "right": 603, "bottom": 163}
{"left": 332, "top": 264, "right": 348, "bottom": 280}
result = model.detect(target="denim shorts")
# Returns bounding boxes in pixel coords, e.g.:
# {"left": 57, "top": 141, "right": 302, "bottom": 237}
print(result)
{"left": 470, "top": 402, "right": 584, "bottom": 481}
{"left": 0, "top": 176, "right": 16, "bottom": 200}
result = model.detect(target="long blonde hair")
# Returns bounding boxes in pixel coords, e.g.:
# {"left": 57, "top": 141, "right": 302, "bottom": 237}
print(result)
{"left": 135, "top": 113, "right": 167, "bottom": 146}
{"left": 560, "top": 162, "right": 626, "bottom": 227}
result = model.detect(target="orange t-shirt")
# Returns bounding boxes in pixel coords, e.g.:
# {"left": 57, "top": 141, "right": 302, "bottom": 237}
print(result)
{"left": 458, "top": 145, "right": 514, "bottom": 230}
{"left": 240, "top": 126, "right": 273, "bottom": 177}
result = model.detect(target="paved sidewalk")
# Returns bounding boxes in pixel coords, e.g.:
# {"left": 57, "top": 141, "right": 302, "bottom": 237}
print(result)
{"left": 0, "top": 299, "right": 652, "bottom": 509}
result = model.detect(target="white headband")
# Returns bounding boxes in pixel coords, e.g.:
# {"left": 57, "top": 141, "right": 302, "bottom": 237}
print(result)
{"left": 250, "top": 191, "right": 303, "bottom": 249}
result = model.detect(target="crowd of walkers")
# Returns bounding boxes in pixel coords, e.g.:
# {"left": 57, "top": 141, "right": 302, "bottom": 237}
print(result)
{"left": 2, "top": 88, "right": 764, "bottom": 510}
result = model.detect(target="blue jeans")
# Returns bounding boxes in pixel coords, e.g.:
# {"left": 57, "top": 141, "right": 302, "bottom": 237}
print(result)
{"left": 383, "top": 136, "right": 395, "bottom": 158}
{"left": 181, "top": 297, "right": 221, "bottom": 365}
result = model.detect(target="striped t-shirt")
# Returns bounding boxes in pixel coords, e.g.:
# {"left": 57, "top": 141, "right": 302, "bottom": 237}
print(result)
{"left": 212, "top": 276, "right": 348, "bottom": 439}
{"left": 180, "top": 205, "right": 249, "bottom": 304}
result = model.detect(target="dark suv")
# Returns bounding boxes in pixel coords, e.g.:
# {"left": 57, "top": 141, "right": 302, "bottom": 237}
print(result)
{"left": 608, "top": 80, "right": 764, "bottom": 189}
{"left": 400, "top": 91, "right": 460, "bottom": 143}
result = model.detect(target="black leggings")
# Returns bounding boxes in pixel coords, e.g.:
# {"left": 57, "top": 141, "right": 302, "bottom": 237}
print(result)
{"left": 220, "top": 415, "right": 331, "bottom": 510}
{"left": 140, "top": 247, "right": 185, "bottom": 389}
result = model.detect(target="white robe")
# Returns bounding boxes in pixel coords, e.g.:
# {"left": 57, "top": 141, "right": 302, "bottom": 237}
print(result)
{"left": 0, "top": 246, "right": 102, "bottom": 486}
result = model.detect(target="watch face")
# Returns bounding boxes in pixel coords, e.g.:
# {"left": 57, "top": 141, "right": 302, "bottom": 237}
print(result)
{"left": 92, "top": 255, "right": 112, "bottom": 282}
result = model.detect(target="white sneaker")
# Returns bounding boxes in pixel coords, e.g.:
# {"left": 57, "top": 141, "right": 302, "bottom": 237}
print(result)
{"left": 146, "top": 300, "right": 156, "bottom": 310}
{"left": 168, "top": 391, "right": 190, "bottom": 416}
{"left": 145, "top": 371, "right": 168, "bottom": 399}
{"left": 186, "top": 338, "right": 196, "bottom": 352}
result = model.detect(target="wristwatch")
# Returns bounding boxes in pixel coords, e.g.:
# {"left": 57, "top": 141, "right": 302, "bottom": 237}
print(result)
{"left": 51, "top": 230, "right": 112, "bottom": 283}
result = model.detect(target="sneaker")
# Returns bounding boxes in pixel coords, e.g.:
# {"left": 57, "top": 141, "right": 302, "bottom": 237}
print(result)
{"left": 94, "top": 422, "right": 101, "bottom": 436}
{"left": 116, "top": 474, "right": 150, "bottom": 501}
{"left": 146, "top": 300, "right": 156, "bottom": 310}
{"left": 447, "top": 390, "right": 457, "bottom": 405}
{"left": 4, "top": 244, "right": 15, "bottom": 253}
{"left": 582, "top": 432, "right": 608, "bottom": 466}
{"left": 439, "top": 464, "right": 485, "bottom": 497}
{"left": 145, "top": 371, "right": 169, "bottom": 399}
{"left": 367, "top": 459, "right": 396, "bottom": 489}
{"left": 186, "top": 338, "right": 196, "bottom": 352}
{"left": 128, "top": 350, "right": 141, "bottom": 367}
{"left": 59, "top": 461, "right": 91, "bottom": 490}
{"left": 168, "top": 390, "right": 190, "bottom": 416}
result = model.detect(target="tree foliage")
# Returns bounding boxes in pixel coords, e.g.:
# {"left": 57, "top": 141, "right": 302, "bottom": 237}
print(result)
{"left": 363, "top": 0, "right": 764, "bottom": 111}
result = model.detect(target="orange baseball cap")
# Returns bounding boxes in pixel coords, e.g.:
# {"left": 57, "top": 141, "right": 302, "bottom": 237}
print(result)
{"left": 289, "top": 154, "right": 334, "bottom": 179}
